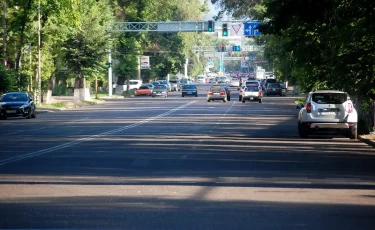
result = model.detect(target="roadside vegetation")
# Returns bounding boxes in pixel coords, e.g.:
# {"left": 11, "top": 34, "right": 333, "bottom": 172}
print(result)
{"left": 1, "top": 0, "right": 213, "bottom": 102}
{"left": 213, "top": 0, "right": 374, "bottom": 134}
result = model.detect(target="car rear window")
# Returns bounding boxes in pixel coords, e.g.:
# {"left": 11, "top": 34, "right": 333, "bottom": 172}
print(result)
{"left": 268, "top": 83, "right": 280, "bottom": 88}
{"left": 129, "top": 81, "right": 141, "bottom": 85}
{"left": 312, "top": 93, "right": 347, "bottom": 104}
{"left": 245, "top": 86, "right": 259, "bottom": 92}
{"left": 266, "top": 79, "right": 277, "bottom": 84}
{"left": 210, "top": 87, "right": 223, "bottom": 93}
{"left": 139, "top": 86, "right": 149, "bottom": 89}
{"left": 183, "top": 85, "right": 196, "bottom": 89}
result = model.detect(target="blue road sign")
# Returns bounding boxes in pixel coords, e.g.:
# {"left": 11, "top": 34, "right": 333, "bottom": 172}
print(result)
{"left": 244, "top": 22, "right": 261, "bottom": 36}
{"left": 232, "top": 46, "right": 241, "bottom": 52}
{"left": 249, "top": 56, "right": 255, "bottom": 60}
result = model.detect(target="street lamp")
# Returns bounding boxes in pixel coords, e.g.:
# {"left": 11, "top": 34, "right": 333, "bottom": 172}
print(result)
{"left": 3, "top": 0, "right": 6, "bottom": 67}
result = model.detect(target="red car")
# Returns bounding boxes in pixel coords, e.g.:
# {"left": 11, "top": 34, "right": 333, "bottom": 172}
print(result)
{"left": 135, "top": 85, "right": 152, "bottom": 96}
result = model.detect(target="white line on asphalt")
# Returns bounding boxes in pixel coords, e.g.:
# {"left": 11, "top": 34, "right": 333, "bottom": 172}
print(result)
{"left": 220, "top": 101, "right": 236, "bottom": 119}
{"left": 0, "top": 101, "right": 196, "bottom": 166}
{"left": 2, "top": 118, "right": 89, "bottom": 136}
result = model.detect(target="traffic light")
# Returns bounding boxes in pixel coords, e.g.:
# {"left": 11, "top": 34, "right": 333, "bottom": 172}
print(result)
{"left": 104, "top": 62, "right": 111, "bottom": 69}
{"left": 222, "top": 23, "right": 228, "bottom": 36}
{"left": 208, "top": 20, "right": 215, "bottom": 32}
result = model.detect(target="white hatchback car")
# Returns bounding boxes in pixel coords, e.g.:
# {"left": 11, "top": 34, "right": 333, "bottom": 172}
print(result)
{"left": 296, "top": 90, "right": 358, "bottom": 139}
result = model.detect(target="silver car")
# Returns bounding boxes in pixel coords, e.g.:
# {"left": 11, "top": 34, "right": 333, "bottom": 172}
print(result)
{"left": 207, "top": 85, "right": 228, "bottom": 102}
{"left": 296, "top": 90, "right": 358, "bottom": 139}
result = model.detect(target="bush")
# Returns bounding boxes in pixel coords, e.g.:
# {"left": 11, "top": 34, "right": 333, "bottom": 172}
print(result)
{"left": 52, "top": 84, "right": 68, "bottom": 96}
{"left": 0, "top": 66, "right": 17, "bottom": 94}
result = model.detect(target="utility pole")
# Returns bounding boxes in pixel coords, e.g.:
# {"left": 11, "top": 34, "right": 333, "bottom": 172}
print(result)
{"left": 108, "top": 49, "right": 112, "bottom": 96}
{"left": 3, "top": 0, "right": 6, "bottom": 67}
{"left": 37, "top": 0, "right": 41, "bottom": 104}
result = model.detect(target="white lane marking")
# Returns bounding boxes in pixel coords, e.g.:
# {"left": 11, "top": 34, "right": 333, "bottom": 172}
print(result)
{"left": 220, "top": 101, "right": 236, "bottom": 119}
{"left": 0, "top": 101, "right": 196, "bottom": 166}
{"left": 2, "top": 118, "right": 89, "bottom": 136}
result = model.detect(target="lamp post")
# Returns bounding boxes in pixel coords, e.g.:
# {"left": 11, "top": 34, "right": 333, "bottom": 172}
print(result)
{"left": 3, "top": 0, "right": 6, "bottom": 67}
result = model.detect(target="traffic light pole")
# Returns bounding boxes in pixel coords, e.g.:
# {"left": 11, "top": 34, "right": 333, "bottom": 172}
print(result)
{"left": 108, "top": 49, "right": 112, "bottom": 96}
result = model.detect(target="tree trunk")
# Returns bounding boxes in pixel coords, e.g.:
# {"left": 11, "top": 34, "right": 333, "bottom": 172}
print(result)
{"left": 45, "top": 75, "right": 54, "bottom": 104}
{"left": 15, "top": 0, "right": 32, "bottom": 73}
{"left": 73, "top": 77, "right": 91, "bottom": 102}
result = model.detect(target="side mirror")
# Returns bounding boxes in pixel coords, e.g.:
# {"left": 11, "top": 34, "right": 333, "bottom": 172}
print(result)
{"left": 296, "top": 103, "right": 304, "bottom": 109}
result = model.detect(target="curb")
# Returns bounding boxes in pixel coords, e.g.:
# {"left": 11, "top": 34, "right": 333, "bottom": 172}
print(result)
{"left": 358, "top": 135, "right": 375, "bottom": 148}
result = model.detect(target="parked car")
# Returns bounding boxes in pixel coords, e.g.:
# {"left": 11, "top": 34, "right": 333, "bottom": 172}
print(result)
{"left": 0, "top": 92, "right": 36, "bottom": 119}
{"left": 181, "top": 84, "right": 198, "bottom": 97}
{"left": 265, "top": 83, "right": 283, "bottom": 96}
{"left": 241, "top": 85, "right": 262, "bottom": 103}
{"left": 296, "top": 90, "right": 357, "bottom": 139}
{"left": 207, "top": 85, "right": 229, "bottom": 102}
{"left": 135, "top": 85, "right": 153, "bottom": 96}
{"left": 151, "top": 84, "right": 168, "bottom": 98}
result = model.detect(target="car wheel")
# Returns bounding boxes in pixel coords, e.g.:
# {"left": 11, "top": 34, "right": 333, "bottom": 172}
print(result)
{"left": 347, "top": 125, "right": 358, "bottom": 139}
{"left": 298, "top": 122, "right": 308, "bottom": 138}
{"left": 259, "top": 99, "right": 262, "bottom": 103}
{"left": 26, "top": 110, "right": 32, "bottom": 119}
{"left": 182, "top": 94, "right": 184, "bottom": 97}
{"left": 195, "top": 93, "right": 198, "bottom": 97}
{"left": 242, "top": 99, "right": 245, "bottom": 103}
{"left": 31, "top": 108, "right": 36, "bottom": 118}
{"left": 207, "top": 99, "right": 210, "bottom": 102}
{"left": 152, "top": 95, "right": 155, "bottom": 98}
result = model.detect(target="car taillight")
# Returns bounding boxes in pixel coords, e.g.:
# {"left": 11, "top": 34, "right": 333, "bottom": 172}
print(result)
{"left": 208, "top": 91, "right": 213, "bottom": 95}
{"left": 347, "top": 102, "right": 354, "bottom": 113}
{"left": 220, "top": 92, "right": 225, "bottom": 95}
{"left": 306, "top": 103, "right": 312, "bottom": 113}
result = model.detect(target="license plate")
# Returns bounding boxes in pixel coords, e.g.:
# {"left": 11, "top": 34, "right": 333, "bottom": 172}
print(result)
{"left": 272, "top": 89, "right": 276, "bottom": 91}
{"left": 214, "top": 93, "right": 220, "bottom": 95}
{"left": 188, "top": 92, "right": 192, "bottom": 94}
{"left": 321, "top": 112, "right": 336, "bottom": 115}
{"left": 250, "top": 97, "right": 254, "bottom": 100}
{"left": 6, "top": 110, "right": 16, "bottom": 113}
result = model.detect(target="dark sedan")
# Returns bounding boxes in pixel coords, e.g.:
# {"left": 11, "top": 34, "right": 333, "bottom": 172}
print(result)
{"left": 0, "top": 92, "right": 36, "bottom": 119}
{"left": 265, "top": 83, "right": 283, "bottom": 96}
{"left": 181, "top": 84, "right": 198, "bottom": 97}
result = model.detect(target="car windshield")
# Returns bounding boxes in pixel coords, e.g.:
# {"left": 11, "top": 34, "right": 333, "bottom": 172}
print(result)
{"left": 180, "top": 79, "right": 188, "bottom": 83}
{"left": 312, "top": 93, "right": 347, "bottom": 104}
{"left": 154, "top": 85, "right": 167, "bottom": 89}
{"left": 1, "top": 94, "right": 28, "bottom": 102}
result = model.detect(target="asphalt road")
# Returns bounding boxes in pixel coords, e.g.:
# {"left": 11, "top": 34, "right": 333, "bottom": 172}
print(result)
{"left": 1, "top": 85, "right": 375, "bottom": 230}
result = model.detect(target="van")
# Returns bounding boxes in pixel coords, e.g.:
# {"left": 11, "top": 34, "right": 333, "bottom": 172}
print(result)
{"left": 123, "top": 80, "right": 143, "bottom": 91}
{"left": 196, "top": 75, "right": 206, "bottom": 84}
